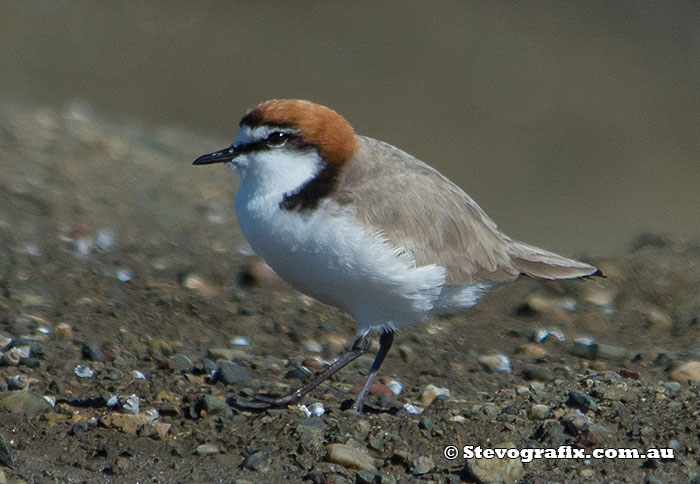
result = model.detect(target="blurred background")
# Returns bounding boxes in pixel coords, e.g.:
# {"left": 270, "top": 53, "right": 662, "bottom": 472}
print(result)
{"left": 2, "top": 1, "right": 699, "bottom": 256}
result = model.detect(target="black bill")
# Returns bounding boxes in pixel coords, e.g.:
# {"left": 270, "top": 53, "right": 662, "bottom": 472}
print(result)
{"left": 192, "top": 146, "right": 238, "bottom": 165}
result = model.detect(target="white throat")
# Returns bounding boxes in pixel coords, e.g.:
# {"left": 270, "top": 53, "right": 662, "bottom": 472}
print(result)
{"left": 227, "top": 125, "right": 322, "bottom": 202}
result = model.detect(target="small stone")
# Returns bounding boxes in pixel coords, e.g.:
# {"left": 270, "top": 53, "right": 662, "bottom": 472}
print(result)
{"left": 229, "top": 335, "right": 250, "bottom": 347}
{"left": 670, "top": 361, "right": 700, "bottom": 384}
{"left": 530, "top": 404, "right": 549, "bottom": 420}
{"left": 121, "top": 394, "right": 140, "bottom": 415}
{"left": 664, "top": 381, "right": 682, "bottom": 394}
{"left": 0, "top": 351, "right": 20, "bottom": 366}
{"left": 304, "top": 340, "right": 322, "bottom": 353}
{"left": 0, "top": 391, "right": 51, "bottom": 416}
{"left": 7, "top": 375, "right": 27, "bottom": 390}
{"left": 327, "top": 443, "right": 376, "bottom": 471}
{"left": 419, "top": 384, "right": 450, "bottom": 406}
{"left": 355, "top": 470, "right": 396, "bottom": 484}
{"left": 522, "top": 367, "right": 555, "bottom": 382}
{"left": 645, "top": 307, "right": 672, "bottom": 331}
{"left": 144, "top": 422, "right": 171, "bottom": 439}
{"left": 598, "top": 344, "right": 628, "bottom": 359}
{"left": 243, "top": 451, "right": 269, "bottom": 471}
{"left": 115, "top": 268, "right": 133, "bottom": 282}
{"left": 418, "top": 417, "right": 434, "bottom": 430}
{"left": 181, "top": 273, "right": 219, "bottom": 297}
{"left": 202, "top": 394, "right": 233, "bottom": 417}
{"left": 54, "top": 323, "right": 73, "bottom": 339}
{"left": 81, "top": 341, "right": 106, "bottom": 361}
{"left": 71, "top": 419, "right": 89, "bottom": 438}
{"left": 213, "top": 361, "right": 250, "bottom": 385}
{"left": 478, "top": 354, "right": 511, "bottom": 373}
{"left": 518, "top": 343, "right": 548, "bottom": 359}
{"left": 207, "top": 348, "right": 242, "bottom": 361}
{"left": 0, "top": 434, "right": 16, "bottom": 469}
{"left": 403, "top": 403, "right": 423, "bottom": 415}
{"left": 386, "top": 380, "right": 403, "bottom": 395}
{"left": 132, "top": 370, "right": 147, "bottom": 380}
{"left": 100, "top": 413, "right": 147, "bottom": 435}
{"left": 307, "top": 402, "right": 325, "bottom": 417}
{"left": 284, "top": 366, "right": 312, "bottom": 380}
{"left": 526, "top": 295, "right": 577, "bottom": 313}
{"left": 619, "top": 369, "right": 641, "bottom": 380}
{"left": 466, "top": 441, "right": 524, "bottom": 484}
{"left": 565, "top": 391, "right": 598, "bottom": 412}
{"left": 196, "top": 444, "right": 219, "bottom": 456}
{"left": 74, "top": 364, "right": 94, "bottom": 378}
{"left": 411, "top": 455, "right": 434, "bottom": 475}
{"left": 571, "top": 336, "right": 599, "bottom": 359}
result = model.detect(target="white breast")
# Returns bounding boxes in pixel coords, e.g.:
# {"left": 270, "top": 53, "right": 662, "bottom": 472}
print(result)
{"left": 234, "top": 187, "right": 449, "bottom": 334}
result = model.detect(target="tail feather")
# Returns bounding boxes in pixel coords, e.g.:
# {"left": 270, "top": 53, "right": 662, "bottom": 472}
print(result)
{"left": 508, "top": 241, "right": 600, "bottom": 280}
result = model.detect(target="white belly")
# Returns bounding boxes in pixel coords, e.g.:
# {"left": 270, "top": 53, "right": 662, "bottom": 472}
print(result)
{"left": 234, "top": 190, "right": 447, "bottom": 333}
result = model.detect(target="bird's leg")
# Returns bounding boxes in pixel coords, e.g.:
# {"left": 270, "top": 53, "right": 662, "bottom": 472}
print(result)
{"left": 232, "top": 331, "right": 372, "bottom": 410}
{"left": 351, "top": 330, "right": 394, "bottom": 413}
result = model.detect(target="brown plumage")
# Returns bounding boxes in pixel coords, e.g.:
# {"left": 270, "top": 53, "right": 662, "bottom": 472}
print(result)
{"left": 329, "top": 136, "right": 599, "bottom": 285}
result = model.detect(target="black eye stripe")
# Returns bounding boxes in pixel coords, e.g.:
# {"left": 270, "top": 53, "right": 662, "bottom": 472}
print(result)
{"left": 235, "top": 131, "right": 313, "bottom": 154}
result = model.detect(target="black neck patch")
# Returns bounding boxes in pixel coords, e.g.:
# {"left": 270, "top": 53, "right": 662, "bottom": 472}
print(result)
{"left": 279, "top": 162, "right": 340, "bottom": 212}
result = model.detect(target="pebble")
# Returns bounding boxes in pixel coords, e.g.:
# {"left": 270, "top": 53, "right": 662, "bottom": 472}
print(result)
{"left": 202, "top": 394, "right": 233, "bottom": 417}
{"left": 304, "top": 340, "right": 322, "bottom": 353}
{"left": 410, "top": 455, "right": 434, "bottom": 475}
{"left": 132, "top": 370, "right": 147, "bottom": 380}
{"left": 355, "top": 470, "right": 396, "bottom": 484}
{"left": 466, "top": 441, "right": 524, "bottom": 484}
{"left": 213, "top": 361, "right": 251, "bottom": 385}
{"left": 527, "top": 295, "right": 577, "bottom": 313}
{"left": 99, "top": 413, "right": 147, "bottom": 435}
{"left": 0, "top": 351, "right": 20, "bottom": 366}
{"left": 518, "top": 343, "right": 548, "bottom": 359}
{"left": 0, "top": 391, "right": 51, "bottom": 416}
{"left": 81, "top": 341, "right": 107, "bottom": 362}
{"left": 403, "top": 403, "right": 424, "bottom": 415}
{"left": 94, "top": 228, "right": 115, "bottom": 251}
{"left": 140, "top": 421, "right": 171, "bottom": 440}
{"left": 419, "top": 384, "right": 450, "bottom": 406}
{"left": 121, "top": 394, "right": 140, "bottom": 415}
{"left": 230, "top": 335, "right": 250, "bottom": 347}
{"left": 0, "top": 434, "right": 16, "bottom": 469}
{"left": 195, "top": 444, "right": 219, "bottom": 456}
{"left": 207, "top": 348, "right": 243, "bottom": 361}
{"left": 597, "top": 343, "right": 628, "bottom": 360}
{"left": 478, "top": 354, "right": 512, "bottom": 373}
{"left": 74, "top": 364, "right": 94, "bottom": 378}
{"left": 326, "top": 443, "right": 376, "bottom": 471}
{"left": 307, "top": 402, "right": 325, "bottom": 417}
{"left": 243, "top": 450, "right": 269, "bottom": 471}
{"left": 171, "top": 353, "right": 193, "bottom": 371}
{"left": 8, "top": 375, "right": 27, "bottom": 390}
{"left": 386, "top": 379, "right": 403, "bottom": 395}
{"left": 530, "top": 404, "right": 550, "bottom": 420}
{"left": 670, "top": 361, "right": 700, "bottom": 384}
{"left": 115, "top": 268, "right": 133, "bottom": 282}
{"left": 644, "top": 307, "right": 672, "bottom": 331}
{"left": 664, "top": 381, "right": 682, "bottom": 394}
{"left": 565, "top": 391, "right": 598, "bottom": 412}
{"left": 181, "top": 273, "right": 219, "bottom": 297}
{"left": 284, "top": 365, "right": 312, "bottom": 380}
{"left": 570, "top": 336, "right": 599, "bottom": 360}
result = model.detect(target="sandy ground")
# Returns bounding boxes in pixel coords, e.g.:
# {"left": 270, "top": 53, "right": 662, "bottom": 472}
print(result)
{"left": 1, "top": 103, "right": 699, "bottom": 483}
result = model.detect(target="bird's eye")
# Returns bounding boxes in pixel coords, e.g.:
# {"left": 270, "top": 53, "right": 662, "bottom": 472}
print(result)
{"left": 266, "top": 131, "right": 290, "bottom": 147}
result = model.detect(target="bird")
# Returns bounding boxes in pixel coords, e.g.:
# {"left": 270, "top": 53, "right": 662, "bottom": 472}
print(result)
{"left": 193, "top": 99, "right": 601, "bottom": 412}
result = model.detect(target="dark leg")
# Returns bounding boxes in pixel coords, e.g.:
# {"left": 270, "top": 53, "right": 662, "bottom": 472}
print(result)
{"left": 232, "top": 331, "right": 372, "bottom": 410}
{"left": 351, "top": 331, "right": 394, "bottom": 412}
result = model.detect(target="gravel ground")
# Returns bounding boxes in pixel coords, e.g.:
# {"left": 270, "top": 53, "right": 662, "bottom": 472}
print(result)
{"left": 1, "top": 102, "right": 699, "bottom": 483}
